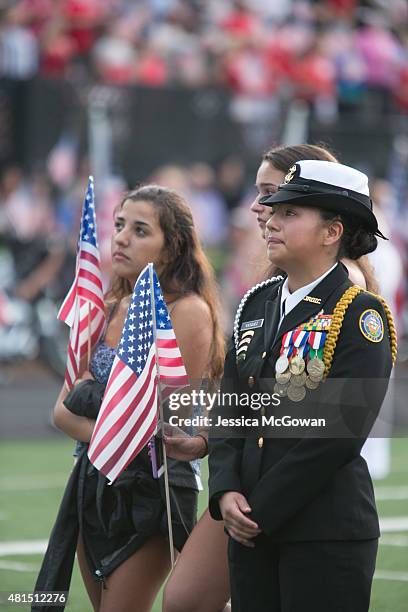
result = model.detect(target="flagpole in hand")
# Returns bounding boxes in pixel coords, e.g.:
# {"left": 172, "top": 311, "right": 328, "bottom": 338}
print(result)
{"left": 87, "top": 302, "right": 92, "bottom": 369}
{"left": 148, "top": 263, "right": 175, "bottom": 568}
{"left": 88, "top": 263, "right": 188, "bottom": 563}
{"left": 58, "top": 176, "right": 106, "bottom": 390}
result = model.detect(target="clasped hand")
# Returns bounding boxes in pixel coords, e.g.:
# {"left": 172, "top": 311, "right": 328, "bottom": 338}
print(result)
{"left": 219, "top": 491, "right": 261, "bottom": 547}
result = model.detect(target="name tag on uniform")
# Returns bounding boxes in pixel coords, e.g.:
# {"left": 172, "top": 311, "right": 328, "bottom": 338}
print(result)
{"left": 241, "top": 319, "right": 264, "bottom": 331}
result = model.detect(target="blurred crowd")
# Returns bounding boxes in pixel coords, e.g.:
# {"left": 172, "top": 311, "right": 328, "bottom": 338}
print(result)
{"left": 0, "top": 0, "right": 407, "bottom": 348}
{"left": 0, "top": 149, "right": 407, "bottom": 337}
{"left": 0, "top": 0, "right": 407, "bottom": 119}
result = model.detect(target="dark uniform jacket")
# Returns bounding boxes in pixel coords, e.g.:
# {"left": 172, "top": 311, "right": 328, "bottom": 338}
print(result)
{"left": 209, "top": 263, "right": 393, "bottom": 542}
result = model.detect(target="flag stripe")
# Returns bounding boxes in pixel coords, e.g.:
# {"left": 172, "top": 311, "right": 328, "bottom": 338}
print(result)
{"left": 157, "top": 338, "right": 179, "bottom": 348}
{"left": 88, "top": 264, "right": 188, "bottom": 483}
{"left": 90, "top": 366, "right": 157, "bottom": 469}
{"left": 58, "top": 177, "right": 106, "bottom": 390}
{"left": 101, "top": 409, "right": 157, "bottom": 481}
{"left": 158, "top": 356, "right": 185, "bottom": 368}
{"left": 157, "top": 347, "right": 182, "bottom": 358}
{"left": 58, "top": 279, "right": 77, "bottom": 324}
{"left": 89, "top": 358, "right": 128, "bottom": 442}
{"left": 156, "top": 329, "right": 178, "bottom": 339}
{"left": 76, "top": 284, "right": 105, "bottom": 312}
{"left": 78, "top": 268, "right": 104, "bottom": 291}
{"left": 89, "top": 362, "right": 155, "bottom": 461}
{"left": 90, "top": 349, "right": 157, "bottom": 451}
{"left": 159, "top": 365, "right": 188, "bottom": 377}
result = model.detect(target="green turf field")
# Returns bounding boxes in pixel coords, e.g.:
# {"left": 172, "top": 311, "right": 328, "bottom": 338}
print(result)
{"left": 0, "top": 439, "right": 407, "bottom": 611}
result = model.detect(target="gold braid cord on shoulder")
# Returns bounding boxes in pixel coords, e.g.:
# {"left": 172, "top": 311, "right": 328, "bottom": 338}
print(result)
{"left": 323, "top": 285, "right": 397, "bottom": 379}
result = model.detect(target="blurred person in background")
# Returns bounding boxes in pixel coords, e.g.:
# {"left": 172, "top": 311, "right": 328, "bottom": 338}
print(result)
{"left": 187, "top": 162, "right": 229, "bottom": 250}
{"left": 0, "top": 165, "right": 66, "bottom": 302}
{"left": 0, "top": 2, "right": 38, "bottom": 80}
{"left": 37, "top": 185, "right": 224, "bottom": 612}
{"left": 219, "top": 204, "right": 265, "bottom": 332}
{"left": 150, "top": 164, "right": 190, "bottom": 195}
{"left": 216, "top": 155, "right": 246, "bottom": 212}
{"left": 91, "top": 20, "right": 138, "bottom": 85}
{"left": 361, "top": 178, "right": 405, "bottom": 480}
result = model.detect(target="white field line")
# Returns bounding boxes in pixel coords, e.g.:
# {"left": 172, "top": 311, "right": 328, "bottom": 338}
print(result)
{"left": 0, "top": 541, "right": 48, "bottom": 556}
{"left": 1, "top": 539, "right": 408, "bottom": 584}
{"left": 0, "top": 560, "right": 39, "bottom": 572}
{"left": 380, "top": 534, "right": 408, "bottom": 547}
{"left": 380, "top": 517, "right": 408, "bottom": 532}
{"left": 375, "top": 486, "right": 408, "bottom": 501}
{"left": 374, "top": 570, "right": 408, "bottom": 582}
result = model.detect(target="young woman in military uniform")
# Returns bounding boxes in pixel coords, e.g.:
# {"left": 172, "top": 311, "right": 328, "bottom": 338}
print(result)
{"left": 163, "top": 144, "right": 361, "bottom": 612}
{"left": 163, "top": 145, "right": 381, "bottom": 612}
{"left": 250, "top": 143, "right": 378, "bottom": 292}
{"left": 209, "top": 160, "right": 397, "bottom": 612}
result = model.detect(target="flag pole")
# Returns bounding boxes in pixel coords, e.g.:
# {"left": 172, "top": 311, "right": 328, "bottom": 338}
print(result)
{"left": 87, "top": 302, "right": 92, "bottom": 370}
{"left": 148, "top": 263, "right": 175, "bottom": 568}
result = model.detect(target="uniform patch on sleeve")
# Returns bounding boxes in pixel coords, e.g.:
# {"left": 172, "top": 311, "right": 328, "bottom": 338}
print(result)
{"left": 359, "top": 309, "right": 384, "bottom": 343}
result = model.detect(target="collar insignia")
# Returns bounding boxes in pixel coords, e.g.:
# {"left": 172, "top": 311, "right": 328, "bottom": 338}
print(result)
{"left": 303, "top": 295, "right": 322, "bottom": 304}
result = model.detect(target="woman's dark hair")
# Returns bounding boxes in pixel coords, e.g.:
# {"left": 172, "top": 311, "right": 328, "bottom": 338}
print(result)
{"left": 105, "top": 185, "right": 225, "bottom": 379}
{"left": 320, "top": 211, "right": 377, "bottom": 260}
{"left": 318, "top": 210, "right": 379, "bottom": 291}
{"left": 263, "top": 143, "right": 338, "bottom": 172}
{"left": 261, "top": 143, "right": 379, "bottom": 292}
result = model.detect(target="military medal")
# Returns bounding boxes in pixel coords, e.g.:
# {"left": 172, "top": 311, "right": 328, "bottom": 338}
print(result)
{"left": 274, "top": 322, "right": 330, "bottom": 403}
{"left": 276, "top": 370, "right": 291, "bottom": 384}
{"left": 306, "top": 333, "right": 326, "bottom": 380}
{"left": 308, "top": 371, "right": 324, "bottom": 383}
{"left": 274, "top": 382, "right": 288, "bottom": 397}
{"left": 289, "top": 354, "right": 305, "bottom": 375}
{"left": 291, "top": 372, "right": 307, "bottom": 387}
{"left": 287, "top": 384, "right": 306, "bottom": 402}
{"left": 307, "top": 357, "right": 325, "bottom": 377}
{"left": 305, "top": 377, "right": 319, "bottom": 389}
{"left": 275, "top": 355, "right": 289, "bottom": 374}
{"left": 276, "top": 331, "right": 294, "bottom": 375}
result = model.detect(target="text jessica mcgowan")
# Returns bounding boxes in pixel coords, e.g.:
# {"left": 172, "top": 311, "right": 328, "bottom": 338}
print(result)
{"left": 168, "top": 415, "right": 326, "bottom": 428}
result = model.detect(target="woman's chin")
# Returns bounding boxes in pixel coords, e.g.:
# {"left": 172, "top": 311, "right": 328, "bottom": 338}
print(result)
{"left": 266, "top": 245, "right": 285, "bottom": 266}
{"left": 112, "top": 260, "right": 134, "bottom": 279}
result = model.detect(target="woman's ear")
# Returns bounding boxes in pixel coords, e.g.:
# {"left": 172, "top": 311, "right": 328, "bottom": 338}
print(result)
{"left": 324, "top": 219, "right": 343, "bottom": 247}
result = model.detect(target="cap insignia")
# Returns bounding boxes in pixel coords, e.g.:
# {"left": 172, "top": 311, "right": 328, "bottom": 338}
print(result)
{"left": 284, "top": 165, "right": 297, "bottom": 184}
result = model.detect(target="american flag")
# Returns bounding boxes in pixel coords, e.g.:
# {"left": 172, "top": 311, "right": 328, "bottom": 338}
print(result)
{"left": 88, "top": 264, "right": 188, "bottom": 483}
{"left": 58, "top": 176, "right": 105, "bottom": 389}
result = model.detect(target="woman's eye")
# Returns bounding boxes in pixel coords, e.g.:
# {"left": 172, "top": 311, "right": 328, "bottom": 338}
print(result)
{"left": 259, "top": 188, "right": 277, "bottom": 197}
{"left": 114, "top": 222, "right": 123, "bottom": 231}
{"left": 285, "top": 209, "right": 296, "bottom": 216}
{"left": 135, "top": 227, "right": 146, "bottom": 236}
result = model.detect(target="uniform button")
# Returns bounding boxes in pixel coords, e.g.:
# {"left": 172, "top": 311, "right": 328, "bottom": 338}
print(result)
{"left": 258, "top": 437, "right": 264, "bottom": 448}
{"left": 248, "top": 376, "right": 255, "bottom": 387}
{"left": 261, "top": 351, "right": 267, "bottom": 358}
